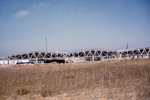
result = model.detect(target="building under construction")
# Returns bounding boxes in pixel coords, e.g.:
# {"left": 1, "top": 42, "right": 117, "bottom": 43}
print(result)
{"left": 0, "top": 47, "right": 150, "bottom": 65}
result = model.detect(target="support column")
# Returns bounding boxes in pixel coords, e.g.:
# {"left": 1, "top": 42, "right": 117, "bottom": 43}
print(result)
{"left": 36, "top": 57, "right": 38, "bottom": 64}
{"left": 107, "top": 51, "right": 108, "bottom": 60}
{"left": 3, "top": 56, "right": 4, "bottom": 67}
{"left": 8, "top": 59, "right": 9, "bottom": 67}
{"left": 127, "top": 50, "right": 129, "bottom": 59}
{"left": 65, "top": 53, "right": 67, "bottom": 63}
{"left": 120, "top": 53, "right": 122, "bottom": 59}
{"left": 65, "top": 57, "right": 66, "bottom": 63}
{"left": 92, "top": 55, "right": 94, "bottom": 61}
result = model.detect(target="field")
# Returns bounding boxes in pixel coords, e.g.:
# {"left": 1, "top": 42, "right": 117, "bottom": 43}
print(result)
{"left": 0, "top": 59, "right": 150, "bottom": 100}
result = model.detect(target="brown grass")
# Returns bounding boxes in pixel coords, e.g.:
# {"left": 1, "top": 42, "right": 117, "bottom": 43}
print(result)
{"left": 0, "top": 59, "right": 150, "bottom": 100}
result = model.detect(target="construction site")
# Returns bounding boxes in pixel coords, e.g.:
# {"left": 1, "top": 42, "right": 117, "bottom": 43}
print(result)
{"left": 0, "top": 47, "right": 150, "bottom": 66}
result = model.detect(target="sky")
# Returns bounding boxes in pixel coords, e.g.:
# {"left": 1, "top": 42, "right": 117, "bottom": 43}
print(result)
{"left": 0, "top": 0, "right": 150, "bottom": 56}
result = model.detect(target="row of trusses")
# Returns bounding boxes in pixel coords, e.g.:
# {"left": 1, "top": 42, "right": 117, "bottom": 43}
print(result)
{"left": 3, "top": 47, "right": 150, "bottom": 61}
{"left": 5, "top": 51, "right": 66, "bottom": 60}
{"left": 118, "top": 47, "right": 150, "bottom": 58}
{"left": 66, "top": 49, "right": 117, "bottom": 60}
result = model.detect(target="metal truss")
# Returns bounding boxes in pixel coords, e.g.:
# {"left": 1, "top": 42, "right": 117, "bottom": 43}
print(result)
{"left": 66, "top": 49, "right": 117, "bottom": 61}
{"left": 3, "top": 49, "right": 117, "bottom": 61}
{"left": 118, "top": 47, "right": 150, "bottom": 59}
{"left": 2, "top": 47, "right": 150, "bottom": 62}
{"left": 4, "top": 51, "right": 66, "bottom": 61}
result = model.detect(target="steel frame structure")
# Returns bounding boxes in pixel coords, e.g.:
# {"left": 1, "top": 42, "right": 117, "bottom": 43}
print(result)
{"left": 2, "top": 47, "right": 150, "bottom": 63}
{"left": 118, "top": 47, "right": 150, "bottom": 59}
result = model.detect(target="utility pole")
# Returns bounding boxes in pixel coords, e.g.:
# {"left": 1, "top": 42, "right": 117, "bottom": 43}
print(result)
{"left": 126, "top": 43, "right": 129, "bottom": 49}
{"left": 45, "top": 38, "right": 47, "bottom": 52}
{"left": 126, "top": 43, "right": 129, "bottom": 58}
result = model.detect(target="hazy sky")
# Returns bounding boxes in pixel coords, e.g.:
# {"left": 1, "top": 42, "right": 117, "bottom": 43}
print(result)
{"left": 0, "top": 0, "right": 150, "bottom": 56}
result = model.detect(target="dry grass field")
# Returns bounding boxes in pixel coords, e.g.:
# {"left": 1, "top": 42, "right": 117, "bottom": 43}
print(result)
{"left": 0, "top": 59, "right": 150, "bottom": 100}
